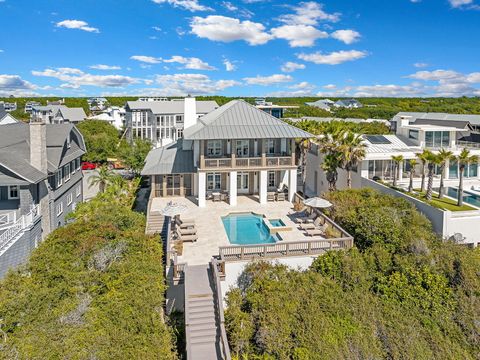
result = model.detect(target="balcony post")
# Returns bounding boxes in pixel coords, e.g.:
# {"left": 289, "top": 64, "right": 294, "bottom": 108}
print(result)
{"left": 200, "top": 140, "right": 205, "bottom": 169}
{"left": 229, "top": 171, "right": 237, "bottom": 206}
{"left": 261, "top": 139, "right": 266, "bottom": 167}
{"left": 290, "top": 139, "right": 296, "bottom": 166}
{"left": 231, "top": 152, "right": 236, "bottom": 168}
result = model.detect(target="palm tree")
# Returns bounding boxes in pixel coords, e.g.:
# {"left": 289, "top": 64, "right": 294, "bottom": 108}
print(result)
{"left": 424, "top": 151, "right": 439, "bottom": 201}
{"left": 88, "top": 165, "right": 113, "bottom": 193}
{"left": 340, "top": 132, "right": 366, "bottom": 188}
{"left": 313, "top": 128, "right": 346, "bottom": 192}
{"left": 436, "top": 148, "right": 454, "bottom": 199}
{"left": 456, "top": 149, "right": 478, "bottom": 206}
{"left": 321, "top": 153, "right": 342, "bottom": 191}
{"left": 391, "top": 155, "right": 404, "bottom": 187}
{"left": 416, "top": 150, "right": 431, "bottom": 193}
{"left": 408, "top": 159, "right": 418, "bottom": 193}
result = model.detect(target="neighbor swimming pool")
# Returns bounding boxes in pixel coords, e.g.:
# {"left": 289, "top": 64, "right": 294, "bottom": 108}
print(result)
{"left": 440, "top": 187, "right": 480, "bottom": 208}
{"left": 222, "top": 213, "right": 279, "bottom": 245}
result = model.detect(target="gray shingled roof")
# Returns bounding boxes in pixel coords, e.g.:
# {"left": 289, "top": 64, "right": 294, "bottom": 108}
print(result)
{"left": 126, "top": 100, "right": 219, "bottom": 114}
{"left": 183, "top": 100, "right": 313, "bottom": 140}
{"left": 142, "top": 139, "right": 194, "bottom": 175}
{"left": 0, "top": 123, "right": 86, "bottom": 184}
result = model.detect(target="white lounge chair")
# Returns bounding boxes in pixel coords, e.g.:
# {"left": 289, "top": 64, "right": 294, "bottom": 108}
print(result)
{"left": 305, "top": 223, "right": 328, "bottom": 237}
{"left": 299, "top": 218, "right": 321, "bottom": 231}
{"left": 178, "top": 227, "right": 197, "bottom": 236}
{"left": 176, "top": 217, "right": 195, "bottom": 228}
{"left": 179, "top": 233, "right": 198, "bottom": 242}
{"left": 295, "top": 213, "right": 315, "bottom": 224}
{"left": 267, "top": 192, "right": 276, "bottom": 202}
{"left": 276, "top": 192, "right": 286, "bottom": 201}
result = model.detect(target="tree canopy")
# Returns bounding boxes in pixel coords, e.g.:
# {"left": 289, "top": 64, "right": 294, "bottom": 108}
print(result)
{"left": 77, "top": 120, "right": 120, "bottom": 163}
{"left": 225, "top": 189, "right": 480, "bottom": 359}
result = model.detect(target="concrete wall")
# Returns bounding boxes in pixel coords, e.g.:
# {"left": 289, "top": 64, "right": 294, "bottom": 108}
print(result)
{"left": 0, "top": 217, "right": 42, "bottom": 278}
{"left": 221, "top": 256, "right": 317, "bottom": 304}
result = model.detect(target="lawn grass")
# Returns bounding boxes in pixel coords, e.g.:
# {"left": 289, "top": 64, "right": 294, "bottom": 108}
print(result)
{"left": 411, "top": 189, "right": 476, "bottom": 211}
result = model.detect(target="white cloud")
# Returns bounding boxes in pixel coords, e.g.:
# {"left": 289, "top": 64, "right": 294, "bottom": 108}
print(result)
{"left": 298, "top": 50, "right": 368, "bottom": 65}
{"left": 449, "top": 0, "right": 474, "bottom": 8}
{"left": 56, "top": 19, "right": 99, "bottom": 33}
{"left": 222, "top": 1, "right": 237, "bottom": 11}
{"left": 0, "top": 49, "right": 3, "bottom": 53}
{"left": 408, "top": 69, "right": 462, "bottom": 81}
{"left": 243, "top": 74, "right": 293, "bottom": 86}
{"left": 130, "top": 55, "right": 162, "bottom": 64}
{"left": 32, "top": 67, "right": 142, "bottom": 88}
{"left": 281, "top": 61, "right": 305, "bottom": 73}
{"left": 154, "top": 73, "right": 239, "bottom": 95}
{"left": 223, "top": 59, "right": 237, "bottom": 71}
{"left": 271, "top": 25, "right": 328, "bottom": 47}
{"left": 151, "top": 0, "right": 212, "bottom": 11}
{"left": 163, "top": 55, "right": 216, "bottom": 70}
{"left": 0, "top": 74, "right": 39, "bottom": 96}
{"left": 190, "top": 15, "right": 272, "bottom": 45}
{"left": 152, "top": 26, "right": 162, "bottom": 31}
{"left": 90, "top": 64, "right": 121, "bottom": 70}
{"left": 290, "top": 81, "right": 315, "bottom": 90}
{"left": 279, "top": 2, "right": 340, "bottom": 25}
{"left": 353, "top": 84, "right": 426, "bottom": 97}
{"left": 330, "top": 29, "right": 361, "bottom": 44}
{"left": 414, "top": 62, "right": 429, "bottom": 68}
{"left": 407, "top": 69, "right": 480, "bottom": 97}
{"left": 323, "top": 84, "right": 336, "bottom": 89}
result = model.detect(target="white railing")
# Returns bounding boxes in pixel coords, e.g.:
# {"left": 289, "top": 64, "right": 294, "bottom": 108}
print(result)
{"left": 0, "top": 210, "right": 18, "bottom": 229}
{"left": 457, "top": 140, "right": 480, "bottom": 149}
{"left": 0, "top": 205, "right": 40, "bottom": 255}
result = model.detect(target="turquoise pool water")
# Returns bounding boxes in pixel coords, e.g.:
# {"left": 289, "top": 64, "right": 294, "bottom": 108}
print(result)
{"left": 435, "top": 187, "right": 480, "bottom": 208}
{"left": 222, "top": 213, "right": 278, "bottom": 245}
{"left": 269, "top": 219, "right": 286, "bottom": 227}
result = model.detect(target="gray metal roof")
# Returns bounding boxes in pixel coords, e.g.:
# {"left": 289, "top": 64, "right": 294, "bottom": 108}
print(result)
{"left": 126, "top": 100, "right": 219, "bottom": 114}
{"left": 0, "top": 123, "right": 86, "bottom": 183}
{"left": 142, "top": 139, "right": 195, "bottom": 175}
{"left": 183, "top": 100, "right": 313, "bottom": 140}
{"left": 393, "top": 112, "right": 480, "bottom": 126}
{"left": 57, "top": 107, "right": 87, "bottom": 122}
{"left": 412, "top": 118, "right": 471, "bottom": 130}
{"left": 32, "top": 104, "right": 66, "bottom": 112}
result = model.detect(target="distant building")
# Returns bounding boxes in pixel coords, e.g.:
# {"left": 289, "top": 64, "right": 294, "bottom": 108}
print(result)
{"left": 31, "top": 105, "right": 87, "bottom": 124}
{"left": 125, "top": 96, "right": 219, "bottom": 148}
{"left": 304, "top": 99, "right": 335, "bottom": 111}
{"left": 0, "top": 104, "right": 20, "bottom": 125}
{"left": 334, "top": 99, "right": 363, "bottom": 109}
{"left": 47, "top": 99, "right": 65, "bottom": 106}
{"left": 87, "top": 97, "right": 108, "bottom": 111}
{"left": 138, "top": 97, "right": 169, "bottom": 102}
{"left": 24, "top": 101, "right": 41, "bottom": 114}
{"left": 89, "top": 106, "right": 126, "bottom": 130}
{"left": 0, "top": 101, "right": 17, "bottom": 112}
{"left": 253, "top": 97, "right": 299, "bottom": 119}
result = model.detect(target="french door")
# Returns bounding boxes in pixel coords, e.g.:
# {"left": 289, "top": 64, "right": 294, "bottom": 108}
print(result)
{"left": 237, "top": 172, "right": 249, "bottom": 194}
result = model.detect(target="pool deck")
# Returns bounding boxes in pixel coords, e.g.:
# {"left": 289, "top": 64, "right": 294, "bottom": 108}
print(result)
{"left": 150, "top": 196, "right": 322, "bottom": 266}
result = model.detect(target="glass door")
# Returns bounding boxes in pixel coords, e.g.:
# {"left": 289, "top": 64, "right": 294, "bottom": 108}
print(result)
{"left": 237, "top": 172, "right": 249, "bottom": 194}
{"left": 236, "top": 140, "right": 249, "bottom": 157}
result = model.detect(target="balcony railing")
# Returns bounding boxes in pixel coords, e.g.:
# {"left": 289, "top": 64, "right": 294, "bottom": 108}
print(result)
{"left": 202, "top": 155, "right": 294, "bottom": 169}
{"left": 457, "top": 140, "right": 480, "bottom": 149}
{"left": 0, "top": 205, "right": 40, "bottom": 256}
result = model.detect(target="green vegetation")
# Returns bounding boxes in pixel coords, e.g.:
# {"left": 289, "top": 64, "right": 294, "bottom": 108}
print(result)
{"left": 291, "top": 118, "right": 390, "bottom": 135}
{"left": 77, "top": 120, "right": 120, "bottom": 163}
{"left": 225, "top": 189, "right": 480, "bottom": 359}
{"left": 411, "top": 189, "right": 476, "bottom": 211}
{"left": 0, "top": 177, "right": 177, "bottom": 359}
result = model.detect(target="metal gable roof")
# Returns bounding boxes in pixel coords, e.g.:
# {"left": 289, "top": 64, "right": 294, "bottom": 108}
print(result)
{"left": 183, "top": 100, "right": 313, "bottom": 140}
{"left": 141, "top": 139, "right": 195, "bottom": 175}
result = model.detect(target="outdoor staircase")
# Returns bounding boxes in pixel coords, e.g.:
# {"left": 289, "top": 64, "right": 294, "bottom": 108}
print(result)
{"left": 145, "top": 210, "right": 168, "bottom": 237}
{"left": 185, "top": 264, "right": 222, "bottom": 360}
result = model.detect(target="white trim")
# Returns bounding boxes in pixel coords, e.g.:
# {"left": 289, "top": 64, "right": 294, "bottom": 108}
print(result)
{"left": 56, "top": 202, "right": 63, "bottom": 216}
{"left": 64, "top": 163, "right": 71, "bottom": 182}
{"left": 56, "top": 169, "right": 63, "bottom": 187}
{"left": 67, "top": 193, "right": 73, "bottom": 206}
{"left": 76, "top": 184, "right": 81, "bottom": 197}
{"left": 7, "top": 185, "right": 19, "bottom": 200}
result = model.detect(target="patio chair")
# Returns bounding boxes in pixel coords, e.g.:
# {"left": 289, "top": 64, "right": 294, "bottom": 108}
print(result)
{"left": 305, "top": 223, "right": 328, "bottom": 237}
{"left": 176, "top": 217, "right": 195, "bottom": 229}
{"left": 178, "top": 227, "right": 197, "bottom": 236}
{"left": 220, "top": 192, "right": 228, "bottom": 202}
{"left": 299, "top": 217, "right": 322, "bottom": 231}
{"left": 179, "top": 233, "right": 198, "bottom": 242}
{"left": 295, "top": 212, "right": 315, "bottom": 224}
{"left": 276, "top": 192, "right": 286, "bottom": 201}
{"left": 213, "top": 193, "right": 221, "bottom": 202}
{"left": 267, "top": 192, "right": 276, "bottom": 202}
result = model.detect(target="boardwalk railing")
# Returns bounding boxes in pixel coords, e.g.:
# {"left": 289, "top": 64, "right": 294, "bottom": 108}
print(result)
{"left": 0, "top": 210, "right": 18, "bottom": 229}
{"left": 211, "top": 258, "right": 232, "bottom": 360}
{"left": 0, "top": 205, "right": 40, "bottom": 256}
{"left": 219, "top": 237, "right": 353, "bottom": 261}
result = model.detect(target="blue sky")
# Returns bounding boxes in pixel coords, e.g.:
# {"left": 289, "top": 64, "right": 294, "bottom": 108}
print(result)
{"left": 1, "top": 0, "right": 480, "bottom": 97}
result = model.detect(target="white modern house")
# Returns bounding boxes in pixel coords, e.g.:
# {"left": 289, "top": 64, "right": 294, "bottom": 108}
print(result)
{"left": 89, "top": 106, "right": 126, "bottom": 130}
{"left": 0, "top": 101, "right": 17, "bottom": 112}
{"left": 125, "top": 96, "right": 219, "bottom": 148}
{"left": 305, "top": 112, "right": 480, "bottom": 245}
{"left": 142, "top": 99, "right": 312, "bottom": 207}
{"left": 87, "top": 97, "right": 108, "bottom": 111}
{"left": 334, "top": 99, "right": 363, "bottom": 109}
{"left": 305, "top": 99, "right": 335, "bottom": 111}
{"left": 0, "top": 104, "right": 19, "bottom": 125}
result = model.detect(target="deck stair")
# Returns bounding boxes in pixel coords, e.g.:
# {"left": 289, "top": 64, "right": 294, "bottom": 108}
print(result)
{"left": 145, "top": 210, "right": 168, "bottom": 237}
{"left": 185, "top": 264, "right": 223, "bottom": 360}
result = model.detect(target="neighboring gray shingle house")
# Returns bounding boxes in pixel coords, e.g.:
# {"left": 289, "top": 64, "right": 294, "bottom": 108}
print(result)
{"left": 0, "top": 120, "right": 86, "bottom": 277}
{"left": 125, "top": 96, "right": 219, "bottom": 148}
{"left": 305, "top": 99, "right": 335, "bottom": 111}
{"left": 31, "top": 105, "right": 87, "bottom": 124}
{"left": 142, "top": 99, "right": 312, "bottom": 207}
{"left": 0, "top": 103, "right": 19, "bottom": 125}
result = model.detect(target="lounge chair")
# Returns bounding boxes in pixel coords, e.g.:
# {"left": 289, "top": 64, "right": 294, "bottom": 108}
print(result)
{"left": 176, "top": 217, "right": 195, "bottom": 228}
{"left": 178, "top": 227, "right": 197, "bottom": 236}
{"left": 305, "top": 223, "right": 328, "bottom": 237}
{"left": 276, "top": 192, "right": 286, "bottom": 201}
{"left": 295, "top": 213, "right": 315, "bottom": 224}
{"left": 179, "top": 233, "right": 198, "bottom": 242}
{"left": 299, "top": 217, "right": 322, "bottom": 231}
{"left": 267, "top": 192, "right": 276, "bottom": 202}
{"left": 212, "top": 192, "right": 221, "bottom": 202}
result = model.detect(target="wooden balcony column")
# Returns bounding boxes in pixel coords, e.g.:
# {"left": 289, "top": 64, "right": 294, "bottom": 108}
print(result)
{"left": 290, "top": 138, "right": 296, "bottom": 166}
{"left": 200, "top": 140, "right": 205, "bottom": 168}
{"left": 231, "top": 148, "right": 236, "bottom": 168}
{"left": 261, "top": 139, "right": 266, "bottom": 166}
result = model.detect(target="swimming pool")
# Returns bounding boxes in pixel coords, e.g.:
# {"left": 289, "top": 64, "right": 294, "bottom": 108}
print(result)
{"left": 222, "top": 213, "right": 279, "bottom": 245}
{"left": 441, "top": 187, "right": 480, "bottom": 208}
{"left": 269, "top": 219, "right": 286, "bottom": 227}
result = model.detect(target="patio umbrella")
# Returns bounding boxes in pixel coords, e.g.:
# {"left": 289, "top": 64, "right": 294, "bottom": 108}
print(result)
{"left": 160, "top": 202, "right": 188, "bottom": 217}
{"left": 303, "top": 197, "right": 332, "bottom": 209}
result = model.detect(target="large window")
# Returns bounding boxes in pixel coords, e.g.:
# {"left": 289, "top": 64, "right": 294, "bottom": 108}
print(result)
{"left": 8, "top": 185, "right": 19, "bottom": 200}
{"left": 409, "top": 130, "right": 419, "bottom": 140}
{"left": 207, "top": 140, "right": 222, "bottom": 157}
{"left": 449, "top": 160, "right": 459, "bottom": 179}
{"left": 368, "top": 160, "right": 395, "bottom": 180}
{"left": 207, "top": 173, "right": 221, "bottom": 191}
{"left": 67, "top": 193, "right": 73, "bottom": 206}
{"left": 56, "top": 169, "right": 63, "bottom": 187}
{"left": 236, "top": 140, "right": 249, "bottom": 157}
{"left": 64, "top": 163, "right": 71, "bottom": 182}
{"left": 265, "top": 139, "right": 275, "bottom": 155}
{"left": 76, "top": 185, "right": 81, "bottom": 197}
{"left": 425, "top": 131, "right": 450, "bottom": 148}
{"left": 467, "top": 162, "right": 478, "bottom": 178}
{"left": 56, "top": 202, "right": 63, "bottom": 216}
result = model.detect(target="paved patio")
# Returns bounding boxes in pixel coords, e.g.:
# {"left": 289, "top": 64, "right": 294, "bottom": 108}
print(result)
{"left": 150, "top": 196, "right": 319, "bottom": 265}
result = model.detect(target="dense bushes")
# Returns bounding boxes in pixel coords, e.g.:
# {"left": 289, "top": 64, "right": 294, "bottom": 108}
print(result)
{"left": 0, "top": 182, "right": 176, "bottom": 359}
{"left": 225, "top": 189, "right": 480, "bottom": 359}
